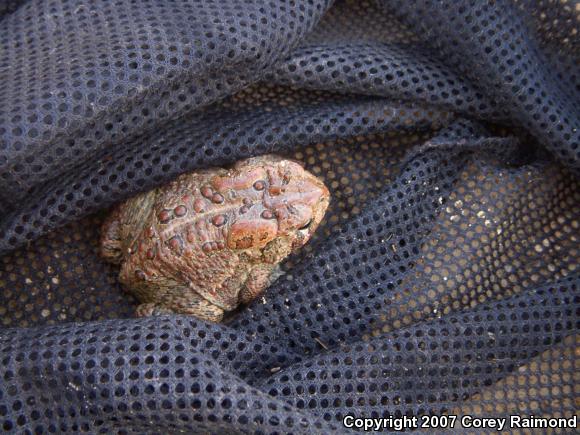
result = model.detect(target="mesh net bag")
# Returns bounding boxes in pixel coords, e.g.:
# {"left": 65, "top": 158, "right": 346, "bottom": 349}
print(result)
{"left": 0, "top": 0, "right": 578, "bottom": 433}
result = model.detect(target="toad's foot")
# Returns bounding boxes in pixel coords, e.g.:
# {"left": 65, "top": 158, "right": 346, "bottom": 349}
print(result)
{"left": 136, "top": 297, "right": 224, "bottom": 323}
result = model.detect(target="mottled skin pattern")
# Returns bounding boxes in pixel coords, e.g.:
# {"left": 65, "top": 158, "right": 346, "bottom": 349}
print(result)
{"left": 100, "top": 155, "right": 330, "bottom": 322}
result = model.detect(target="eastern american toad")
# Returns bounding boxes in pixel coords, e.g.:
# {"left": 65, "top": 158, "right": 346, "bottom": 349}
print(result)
{"left": 100, "top": 155, "right": 330, "bottom": 322}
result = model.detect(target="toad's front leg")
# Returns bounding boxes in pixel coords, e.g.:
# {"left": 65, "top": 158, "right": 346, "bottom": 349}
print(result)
{"left": 239, "top": 263, "right": 283, "bottom": 304}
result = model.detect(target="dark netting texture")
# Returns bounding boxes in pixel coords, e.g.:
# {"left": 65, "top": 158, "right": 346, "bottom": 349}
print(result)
{"left": 0, "top": 0, "right": 578, "bottom": 434}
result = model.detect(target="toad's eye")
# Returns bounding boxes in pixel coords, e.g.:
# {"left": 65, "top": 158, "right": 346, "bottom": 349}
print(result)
{"left": 299, "top": 219, "right": 313, "bottom": 230}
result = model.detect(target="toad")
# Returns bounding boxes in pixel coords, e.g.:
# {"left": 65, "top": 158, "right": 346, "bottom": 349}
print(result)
{"left": 100, "top": 155, "right": 330, "bottom": 322}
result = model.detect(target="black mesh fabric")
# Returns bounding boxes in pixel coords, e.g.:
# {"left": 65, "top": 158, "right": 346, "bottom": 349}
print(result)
{"left": 0, "top": 1, "right": 578, "bottom": 434}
